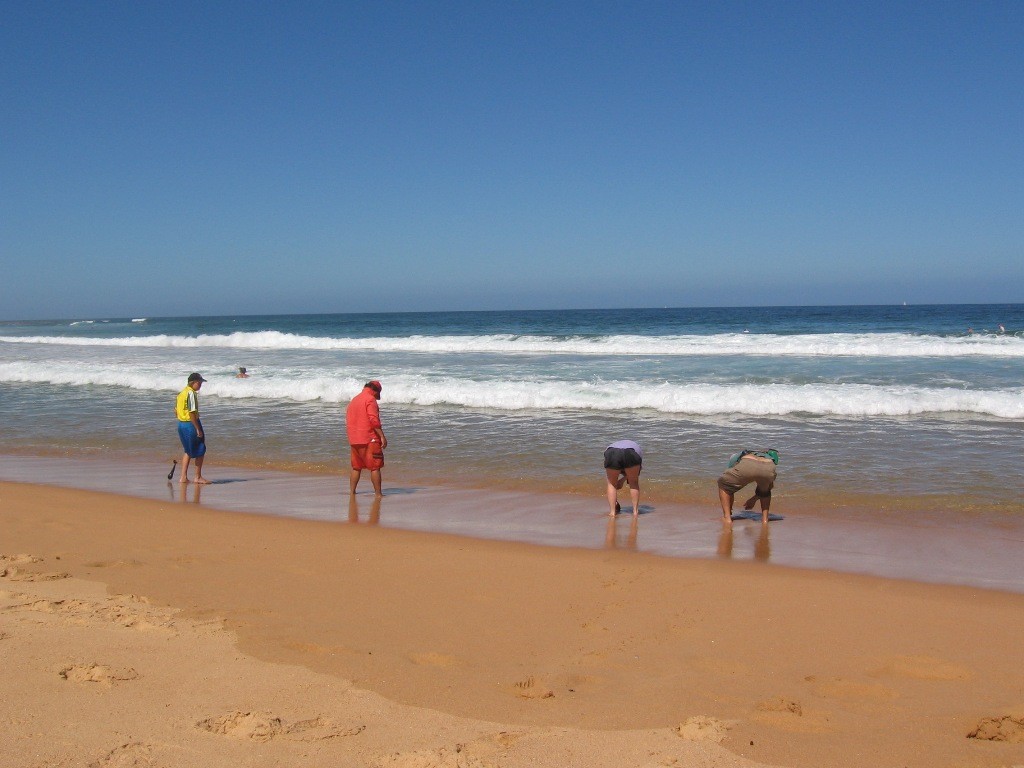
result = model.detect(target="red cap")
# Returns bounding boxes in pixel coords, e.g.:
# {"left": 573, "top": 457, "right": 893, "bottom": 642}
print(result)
{"left": 366, "top": 380, "right": 382, "bottom": 392}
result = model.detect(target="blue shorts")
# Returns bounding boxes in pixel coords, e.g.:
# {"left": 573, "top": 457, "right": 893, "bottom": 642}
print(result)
{"left": 177, "top": 420, "right": 207, "bottom": 459}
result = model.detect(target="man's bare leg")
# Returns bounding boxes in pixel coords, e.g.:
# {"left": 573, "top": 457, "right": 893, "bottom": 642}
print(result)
{"left": 369, "top": 469, "right": 383, "bottom": 496}
{"left": 180, "top": 453, "right": 191, "bottom": 483}
{"left": 718, "top": 487, "right": 734, "bottom": 524}
{"left": 605, "top": 469, "right": 623, "bottom": 516}
{"left": 623, "top": 465, "right": 641, "bottom": 516}
{"left": 349, "top": 469, "right": 362, "bottom": 495}
{"left": 194, "top": 456, "right": 210, "bottom": 484}
{"left": 743, "top": 492, "right": 770, "bottom": 523}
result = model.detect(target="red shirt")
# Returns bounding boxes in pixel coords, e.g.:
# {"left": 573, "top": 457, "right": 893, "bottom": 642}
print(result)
{"left": 346, "top": 387, "right": 382, "bottom": 445}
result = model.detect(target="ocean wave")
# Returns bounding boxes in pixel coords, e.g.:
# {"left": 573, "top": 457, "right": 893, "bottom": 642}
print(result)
{"left": 1, "top": 363, "right": 1021, "bottom": 418}
{"left": 2, "top": 330, "right": 1023, "bottom": 357}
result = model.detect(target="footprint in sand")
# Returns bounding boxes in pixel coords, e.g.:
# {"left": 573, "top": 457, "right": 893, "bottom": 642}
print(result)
{"left": 675, "top": 716, "right": 730, "bottom": 743}
{"left": 565, "top": 671, "right": 605, "bottom": 691}
{"left": 752, "top": 697, "right": 833, "bottom": 733}
{"left": 195, "top": 711, "right": 364, "bottom": 742}
{"left": 1, "top": 593, "right": 176, "bottom": 633}
{"left": 374, "top": 746, "right": 495, "bottom": 768}
{"left": 409, "top": 651, "right": 463, "bottom": 668}
{"left": 87, "top": 741, "right": 155, "bottom": 767}
{"left": 757, "top": 697, "right": 803, "bottom": 716}
{"left": 804, "top": 674, "right": 898, "bottom": 701}
{"left": 512, "top": 676, "right": 554, "bottom": 700}
{"left": 399, "top": 731, "right": 526, "bottom": 767}
{"left": 871, "top": 655, "right": 971, "bottom": 681}
{"left": 0, "top": 554, "right": 68, "bottom": 582}
{"left": 967, "top": 714, "right": 1024, "bottom": 743}
{"left": 0, "top": 554, "right": 42, "bottom": 566}
{"left": 60, "top": 663, "right": 139, "bottom": 686}
{"left": 0, "top": 565, "right": 70, "bottom": 581}
{"left": 84, "top": 559, "right": 143, "bottom": 569}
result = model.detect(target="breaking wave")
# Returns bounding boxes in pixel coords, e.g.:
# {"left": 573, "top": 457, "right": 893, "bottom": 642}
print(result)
{"left": 2, "top": 330, "right": 1023, "bottom": 357}
{"left": 1, "top": 362, "right": 1020, "bottom": 418}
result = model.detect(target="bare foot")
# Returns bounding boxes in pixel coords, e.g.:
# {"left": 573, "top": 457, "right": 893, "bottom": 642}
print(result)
{"left": 179, "top": 478, "right": 190, "bottom": 484}
{"left": 194, "top": 478, "right": 211, "bottom": 485}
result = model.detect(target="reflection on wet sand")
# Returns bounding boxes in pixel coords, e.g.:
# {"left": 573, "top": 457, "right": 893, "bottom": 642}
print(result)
{"left": 167, "top": 481, "right": 204, "bottom": 504}
{"left": 347, "top": 494, "right": 381, "bottom": 526}
{"left": 604, "top": 513, "right": 638, "bottom": 551}
{"left": 11, "top": 456, "right": 1024, "bottom": 593}
{"left": 717, "top": 520, "right": 770, "bottom": 562}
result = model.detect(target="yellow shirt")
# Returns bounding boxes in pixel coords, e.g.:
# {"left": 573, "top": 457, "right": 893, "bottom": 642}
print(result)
{"left": 176, "top": 386, "right": 198, "bottom": 422}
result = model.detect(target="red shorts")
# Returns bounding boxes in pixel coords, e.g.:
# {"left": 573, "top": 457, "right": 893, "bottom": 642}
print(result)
{"left": 350, "top": 442, "right": 384, "bottom": 471}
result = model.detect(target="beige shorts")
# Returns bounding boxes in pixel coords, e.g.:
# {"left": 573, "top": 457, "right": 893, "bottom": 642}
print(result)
{"left": 717, "top": 457, "right": 776, "bottom": 496}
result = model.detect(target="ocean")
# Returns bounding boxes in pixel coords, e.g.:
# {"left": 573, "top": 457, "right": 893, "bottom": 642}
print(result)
{"left": 2, "top": 304, "right": 1023, "bottom": 520}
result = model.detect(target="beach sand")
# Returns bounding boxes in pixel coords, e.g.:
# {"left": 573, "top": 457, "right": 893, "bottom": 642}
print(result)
{"left": 2, "top": 481, "right": 1024, "bottom": 768}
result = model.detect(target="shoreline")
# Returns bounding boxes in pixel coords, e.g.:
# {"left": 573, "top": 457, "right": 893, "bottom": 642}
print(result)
{"left": 3, "top": 453, "right": 1024, "bottom": 593}
{"left": 2, "top": 480, "right": 1024, "bottom": 767}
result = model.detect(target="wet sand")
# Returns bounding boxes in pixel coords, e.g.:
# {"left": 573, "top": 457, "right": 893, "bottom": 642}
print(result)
{"left": 2, "top": 474, "right": 1024, "bottom": 767}
{"left": 4, "top": 454, "right": 1024, "bottom": 592}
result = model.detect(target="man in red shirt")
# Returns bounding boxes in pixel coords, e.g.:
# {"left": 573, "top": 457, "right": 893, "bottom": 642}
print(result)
{"left": 346, "top": 380, "right": 387, "bottom": 496}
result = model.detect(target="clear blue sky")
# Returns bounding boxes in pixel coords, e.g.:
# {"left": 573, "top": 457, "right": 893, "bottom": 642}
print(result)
{"left": 2, "top": 1, "right": 1022, "bottom": 319}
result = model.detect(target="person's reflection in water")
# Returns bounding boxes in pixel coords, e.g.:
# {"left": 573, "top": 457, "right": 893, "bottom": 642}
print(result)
{"left": 170, "top": 481, "right": 204, "bottom": 504}
{"left": 716, "top": 520, "right": 770, "bottom": 562}
{"left": 717, "top": 522, "right": 733, "bottom": 559}
{"left": 754, "top": 521, "right": 770, "bottom": 562}
{"left": 604, "top": 513, "right": 638, "bottom": 551}
{"left": 347, "top": 494, "right": 381, "bottom": 526}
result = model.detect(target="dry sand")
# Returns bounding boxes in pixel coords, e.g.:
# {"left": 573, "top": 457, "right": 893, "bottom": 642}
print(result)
{"left": 2, "top": 481, "right": 1024, "bottom": 768}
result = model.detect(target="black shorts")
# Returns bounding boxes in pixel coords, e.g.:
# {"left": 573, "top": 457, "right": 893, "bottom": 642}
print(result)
{"left": 604, "top": 447, "right": 642, "bottom": 471}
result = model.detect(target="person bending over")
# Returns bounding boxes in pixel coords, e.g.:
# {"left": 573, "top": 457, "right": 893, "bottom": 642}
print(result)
{"left": 604, "top": 439, "right": 643, "bottom": 517}
{"left": 717, "top": 448, "right": 779, "bottom": 525}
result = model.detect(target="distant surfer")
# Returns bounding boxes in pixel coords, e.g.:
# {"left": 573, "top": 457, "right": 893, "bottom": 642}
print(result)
{"left": 346, "top": 380, "right": 387, "bottom": 496}
{"left": 236, "top": 366, "right": 249, "bottom": 378}
{"left": 717, "top": 449, "right": 779, "bottom": 525}
{"left": 175, "top": 373, "right": 211, "bottom": 484}
{"left": 604, "top": 440, "right": 643, "bottom": 517}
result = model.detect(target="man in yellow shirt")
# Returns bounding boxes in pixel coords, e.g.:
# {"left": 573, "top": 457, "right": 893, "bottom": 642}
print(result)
{"left": 176, "top": 372, "right": 210, "bottom": 484}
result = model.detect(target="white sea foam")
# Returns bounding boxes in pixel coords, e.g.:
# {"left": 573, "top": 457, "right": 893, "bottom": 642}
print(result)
{"left": 2, "top": 362, "right": 1021, "bottom": 418}
{"left": 2, "top": 330, "right": 1023, "bottom": 357}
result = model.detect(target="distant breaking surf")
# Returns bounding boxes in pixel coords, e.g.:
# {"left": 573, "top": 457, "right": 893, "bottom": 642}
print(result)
{"left": 1, "top": 331, "right": 1023, "bottom": 358}
{"left": 1, "top": 362, "right": 1021, "bottom": 418}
